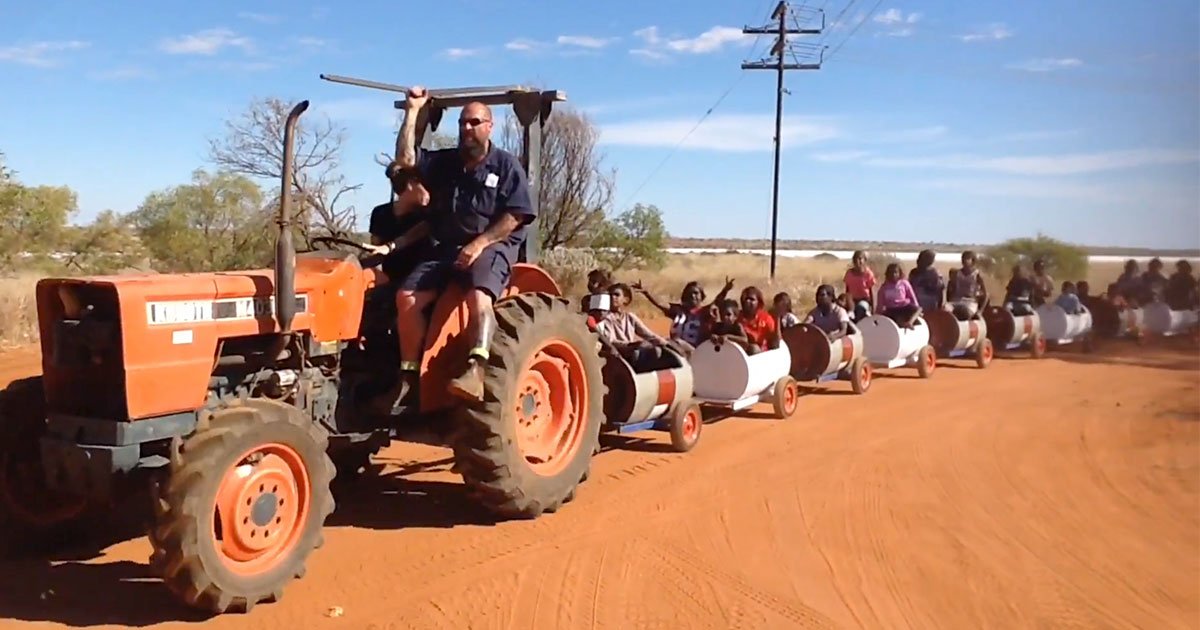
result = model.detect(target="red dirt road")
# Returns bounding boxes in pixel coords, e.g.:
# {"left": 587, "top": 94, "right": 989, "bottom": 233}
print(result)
{"left": 1, "top": 340, "right": 1197, "bottom": 629}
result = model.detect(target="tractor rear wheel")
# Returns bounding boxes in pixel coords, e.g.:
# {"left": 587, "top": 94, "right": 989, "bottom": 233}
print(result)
{"left": 0, "top": 376, "right": 92, "bottom": 558}
{"left": 148, "top": 399, "right": 335, "bottom": 614}
{"left": 451, "top": 293, "right": 605, "bottom": 519}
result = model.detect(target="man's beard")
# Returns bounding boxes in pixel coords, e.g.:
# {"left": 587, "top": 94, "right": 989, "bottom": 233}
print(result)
{"left": 459, "top": 137, "right": 487, "bottom": 160}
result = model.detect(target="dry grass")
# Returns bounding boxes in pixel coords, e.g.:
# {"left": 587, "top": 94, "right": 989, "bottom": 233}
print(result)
{"left": 0, "top": 257, "right": 1130, "bottom": 348}
{"left": 0, "top": 274, "right": 41, "bottom": 349}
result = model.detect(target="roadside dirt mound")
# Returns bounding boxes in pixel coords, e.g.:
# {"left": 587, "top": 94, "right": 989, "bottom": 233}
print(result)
{"left": 0, "top": 337, "right": 1196, "bottom": 629}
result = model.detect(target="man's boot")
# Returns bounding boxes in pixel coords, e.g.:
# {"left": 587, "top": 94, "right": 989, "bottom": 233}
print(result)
{"left": 447, "top": 307, "right": 495, "bottom": 403}
{"left": 370, "top": 363, "right": 419, "bottom": 417}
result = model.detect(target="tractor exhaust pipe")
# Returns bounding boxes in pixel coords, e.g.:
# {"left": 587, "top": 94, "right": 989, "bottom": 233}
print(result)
{"left": 276, "top": 100, "right": 309, "bottom": 334}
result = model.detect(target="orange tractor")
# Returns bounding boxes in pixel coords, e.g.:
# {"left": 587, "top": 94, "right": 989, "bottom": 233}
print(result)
{"left": 0, "top": 84, "right": 607, "bottom": 613}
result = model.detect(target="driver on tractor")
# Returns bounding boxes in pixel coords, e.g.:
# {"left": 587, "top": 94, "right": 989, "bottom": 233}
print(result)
{"left": 374, "top": 85, "right": 538, "bottom": 412}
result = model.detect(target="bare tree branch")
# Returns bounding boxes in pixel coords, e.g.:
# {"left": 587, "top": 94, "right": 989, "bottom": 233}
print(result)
{"left": 500, "top": 105, "right": 615, "bottom": 250}
{"left": 207, "top": 97, "right": 359, "bottom": 239}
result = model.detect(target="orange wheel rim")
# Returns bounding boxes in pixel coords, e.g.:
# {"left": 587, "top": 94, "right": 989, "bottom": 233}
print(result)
{"left": 1037, "top": 338, "right": 1046, "bottom": 353}
{"left": 514, "top": 338, "right": 588, "bottom": 477}
{"left": 214, "top": 443, "right": 310, "bottom": 576}
{"left": 861, "top": 364, "right": 872, "bottom": 387}
{"left": 783, "top": 383, "right": 797, "bottom": 414}
{"left": 0, "top": 449, "right": 87, "bottom": 526}
{"left": 682, "top": 408, "right": 701, "bottom": 441}
{"left": 926, "top": 351, "right": 936, "bottom": 371}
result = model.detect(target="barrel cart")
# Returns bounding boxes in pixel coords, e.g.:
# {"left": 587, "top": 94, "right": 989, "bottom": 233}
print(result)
{"left": 982, "top": 305, "right": 1046, "bottom": 358}
{"left": 1035, "top": 303, "right": 1095, "bottom": 352}
{"left": 689, "top": 337, "right": 799, "bottom": 419}
{"left": 859, "top": 314, "right": 938, "bottom": 378}
{"left": 781, "top": 322, "right": 872, "bottom": 394}
{"left": 925, "top": 308, "right": 994, "bottom": 369}
{"left": 585, "top": 294, "right": 703, "bottom": 452}
{"left": 597, "top": 343, "right": 703, "bottom": 452}
{"left": 1142, "top": 302, "right": 1200, "bottom": 338}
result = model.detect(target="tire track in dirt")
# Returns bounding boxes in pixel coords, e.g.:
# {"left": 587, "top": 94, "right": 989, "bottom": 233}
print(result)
{"left": 1, "top": 342, "right": 1197, "bottom": 629}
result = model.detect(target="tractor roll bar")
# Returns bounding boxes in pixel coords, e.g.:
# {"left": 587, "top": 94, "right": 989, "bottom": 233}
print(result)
{"left": 318, "top": 73, "right": 567, "bottom": 263}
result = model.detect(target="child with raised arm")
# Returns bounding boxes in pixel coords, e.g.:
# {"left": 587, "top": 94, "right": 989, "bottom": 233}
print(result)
{"left": 635, "top": 276, "right": 734, "bottom": 350}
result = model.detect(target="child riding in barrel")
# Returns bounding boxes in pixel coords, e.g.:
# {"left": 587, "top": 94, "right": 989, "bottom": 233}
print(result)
{"left": 635, "top": 276, "right": 734, "bottom": 353}
{"left": 1166, "top": 259, "right": 1199, "bottom": 310}
{"left": 738, "top": 286, "right": 781, "bottom": 353}
{"left": 1004, "top": 264, "right": 1036, "bottom": 316}
{"left": 876, "top": 263, "right": 921, "bottom": 328}
{"left": 1031, "top": 258, "right": 1055, "bottom": 307}
{"left": 804, "top": 284, "right": 851, "bottom": 341}
{"left": 706, "top": 299, "right": 756, "bottom": 354}
{"left": 843, "top": 250, "right": 876, "bottom": 321}
{"left": 595, "top": 282, "right": 670, "bottom": 368}
{"left": 947, "top": 250, "right": 988, "bottom": 320}
{"left": 771, "top": 292, "right": 801, "bottom": 329}
{"left": 909, "top": 249, "right": 945, "bottom": 314}
{"left": 1055, "top": 280, "right": 1084, "bottom": 315}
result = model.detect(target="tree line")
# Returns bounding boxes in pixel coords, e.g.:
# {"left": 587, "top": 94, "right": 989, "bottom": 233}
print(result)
{"left": 0, "top": 97, "right": 667, "bottom": 279}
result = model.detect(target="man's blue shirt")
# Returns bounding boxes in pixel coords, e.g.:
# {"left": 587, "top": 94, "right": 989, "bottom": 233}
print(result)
{"left": 416, "top": 144, "right": 536, "bottom": 254}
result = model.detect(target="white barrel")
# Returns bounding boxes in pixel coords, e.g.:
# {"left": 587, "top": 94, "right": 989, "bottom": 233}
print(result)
{"left": 782, "top": 324, "right": 864, "bottom": 381}
{"left": 1117, "top": 306, "right": 1144, "bottom": 337}
{"left": 859, "top": 315, "right": 931, "bottom": 363}
{"left": 1036, "top": 304, "right": 1093, "bottom": 342}
{"left": 692, "top": 339, "right": 792, "bottom": 401}
{"left": 601, "top": 346, "right": 695, "bottom": 425}
{"left": 984, "top": 306, "right": 1041, "bottom": 346}
{"left": 1143, "top": 302, "right": 1200, "bottom": 336}
{"left": 926, "top": 309, "right": 987, "bottom": 354}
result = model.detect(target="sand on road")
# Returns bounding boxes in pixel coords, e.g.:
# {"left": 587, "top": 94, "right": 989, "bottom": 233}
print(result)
{"left": 0, "top": 338, "right": 1196, "bottom": 629}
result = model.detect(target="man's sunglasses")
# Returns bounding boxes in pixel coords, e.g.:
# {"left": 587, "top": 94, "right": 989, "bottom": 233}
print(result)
{"left": 459, "top": 117, "right": 491, "bottom": 127}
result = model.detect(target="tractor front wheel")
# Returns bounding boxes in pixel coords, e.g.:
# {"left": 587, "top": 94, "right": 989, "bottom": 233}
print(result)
{"left": 0, "top": 376, "right": 92, "bottom": 558}
{"left": 148, "top": 399, "right": 335, "bottom": 614}
{"left": 451, "top": 293, "right": 606, "bottom": 519}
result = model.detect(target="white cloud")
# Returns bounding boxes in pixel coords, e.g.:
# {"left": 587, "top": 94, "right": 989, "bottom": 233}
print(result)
{"left": 441, "top": 47, "right": 485, "bottom": 60}
{"left": 89, "top": 66, "right": 153, "bottom": 81}
{"left": 1006, "top": 57, "right": 1083, "bottom": 72}
{"left": 505, "top": 38, "right": 541, "bottom": 51}
{"left": 294, "top": 36, "right": 330, "bottom": 50}
{"left": 873, "top": 9, "right": 921, "bottom": 37}
{"left": 0, "top": 40, "right": 89, "bottom": 67}
{"left": 912, "top": 178, "right": 1116, "bottom": 202}
{"left": 237, "top": 11, "right": 279, "bottom": 24}
{"left": 557, "top": 35, "right": 616, "bottom": 49}
{"left": 811, "top": 150, "right": 874, "bottom": 162}
{"left": 665, "top": 26, "right": 752, "bottom": 53}
{"left": 628, "top": 24, "right": 751, "bottom": 60}
{"left": 599, "top": 113, "right": 839, "bottom": 152}
{"left": 835, "top": 148, "right": 1197, "bottom": 176}
{"left": 159, "top": 29, "right": 253, "bottom": 55}
{"left": 957, "top": 23, "right": 1013, "bottom": 43}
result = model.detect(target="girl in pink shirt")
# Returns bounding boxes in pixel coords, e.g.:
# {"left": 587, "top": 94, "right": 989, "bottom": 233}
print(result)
{"left": 876, "top": 263, "right": 921, "bottom": 328}
{"left": 843, "top": 250, "right": 876, "bottom": 321}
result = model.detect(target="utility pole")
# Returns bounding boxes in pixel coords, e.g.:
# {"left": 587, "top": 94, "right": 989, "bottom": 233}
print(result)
{"left": 742, "top": 1, "right": 823, "bottom": 281}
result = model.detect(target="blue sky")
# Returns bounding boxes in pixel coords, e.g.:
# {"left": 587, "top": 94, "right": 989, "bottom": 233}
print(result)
{"left": 1, "top": 0, "right": 1198, "bottom": 249}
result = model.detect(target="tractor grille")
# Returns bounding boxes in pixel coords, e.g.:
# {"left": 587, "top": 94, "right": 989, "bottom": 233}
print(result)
{"left": 41, "top": 282, "right": 128, "bottom": 420}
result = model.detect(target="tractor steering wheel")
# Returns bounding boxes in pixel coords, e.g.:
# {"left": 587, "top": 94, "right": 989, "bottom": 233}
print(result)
{"left": 309, "top": 235, "right": 376, "bottom": 255}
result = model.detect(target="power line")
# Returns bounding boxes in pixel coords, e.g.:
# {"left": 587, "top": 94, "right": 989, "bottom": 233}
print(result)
{"left": 615, "top": 74, "right": 746, "bottom": 210}
{"left": 824, "top": 0, "right": 884, "bottom": 63}
{"left": 741, "top": 0, "right": 824, "bottom": 281}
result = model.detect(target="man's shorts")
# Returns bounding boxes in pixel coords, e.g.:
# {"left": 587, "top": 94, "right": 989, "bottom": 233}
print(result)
{"left": 398, "top": 243, "right": 513, "bottom": 300}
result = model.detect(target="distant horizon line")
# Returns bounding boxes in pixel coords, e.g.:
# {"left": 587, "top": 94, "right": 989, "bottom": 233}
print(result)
{"left": 663, "top": 237, "right": 1200, "bottom": 257}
